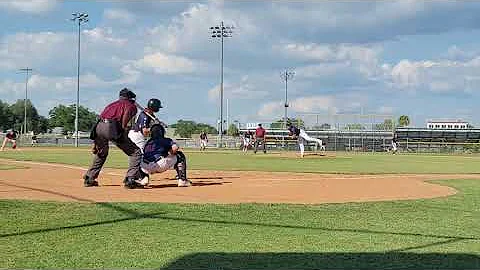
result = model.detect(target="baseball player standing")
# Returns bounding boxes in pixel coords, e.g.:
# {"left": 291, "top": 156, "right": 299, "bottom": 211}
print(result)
{"left": 254, "top": 123, "right": 267, "bottom": 154}
{"left": 140, "top": 124, "right": 191, "bottom": 187}
{"left": 128, "top": 98, "right": 163, "bottom": 152}
{"left": 31, "top": 133, "right": 38, "bottom": 147}
{"left": 199, "top": 131, "right": 208, "bottom": 151}
{"left": 288, "top": 124, "right": 325, "bottom": 158}
{"left": 84, "top": 88, "right": 145, "bottom": 188}
{"left": 242, "top": 130, "right": 253, "bottom": 152}
{"left": 391, "top": 137, "right": 398, "bottom": 155}
{"left": 1, "top": 130, "right": 18, "bottom": 151}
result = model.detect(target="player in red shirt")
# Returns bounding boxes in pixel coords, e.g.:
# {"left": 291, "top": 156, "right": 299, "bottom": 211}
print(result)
{"left": 84, "top": 88, "right": 144, "bottom": 189}
{"left": 254, "top": 123, "right": 267, "bottom": 154}
{"left": 1, "top": 130, "right": 18, "bottom": 151}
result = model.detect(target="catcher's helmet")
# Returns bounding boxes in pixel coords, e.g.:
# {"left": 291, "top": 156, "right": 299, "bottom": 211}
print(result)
{"left": 147, "top": 98, "right": 162, "bottom": 112}
{"left": 150, "top": 124, "right": 165, "bottom": 139}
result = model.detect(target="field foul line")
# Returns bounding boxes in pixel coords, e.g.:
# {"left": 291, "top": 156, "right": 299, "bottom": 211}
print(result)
{"left": 0, "top": 159, "right": 124, "bottom": 177}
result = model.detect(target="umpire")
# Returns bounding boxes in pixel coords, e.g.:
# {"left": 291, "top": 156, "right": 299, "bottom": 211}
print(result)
{"left": 83, "top": 88, "right": 144, "bottom": 188}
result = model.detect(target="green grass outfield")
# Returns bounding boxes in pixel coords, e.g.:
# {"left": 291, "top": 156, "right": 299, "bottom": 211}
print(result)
{"left": 1, "top": 147, "right": 480, "bottom": 174}
{"left": 0, "top": 147, "right": 479, "bottom": 269}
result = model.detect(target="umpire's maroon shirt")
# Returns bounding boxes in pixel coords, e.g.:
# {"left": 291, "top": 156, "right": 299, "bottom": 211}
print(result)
{"left": 100, "top": 98, "right": 137, "bottom": 129}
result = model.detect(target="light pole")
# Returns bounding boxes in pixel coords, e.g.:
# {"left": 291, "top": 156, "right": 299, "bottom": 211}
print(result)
{"left": 19, "top": 68, "right": 32, "bottom": 135}
{"left": 209, "top": 21, "right": 234, "bottom": 147}
{"left": 280, "top": 69, "right": 295, "bottom": 130}
{"left": 71, "top": 12, "right": 88, "bottom": 147}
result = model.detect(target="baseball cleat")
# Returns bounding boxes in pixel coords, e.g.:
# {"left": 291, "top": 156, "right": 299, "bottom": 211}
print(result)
{"left": 137, "top": 169, "right": 150, "bottom": 186}
{"left": 177, "top": 179, "right": 191, "bottom": 187}
{"left": 83, "top": 175, "right": 99, "bottom": 187}
{"left": 124, "top": 177, "right": 143, "bottom": 189}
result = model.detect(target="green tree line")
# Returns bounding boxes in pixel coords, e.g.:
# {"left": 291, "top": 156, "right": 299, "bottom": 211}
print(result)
{"left": 0, "top": 99, "right": 98, "bottom": 135}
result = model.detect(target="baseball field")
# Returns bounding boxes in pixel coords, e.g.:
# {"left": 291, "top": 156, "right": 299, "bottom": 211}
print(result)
{"left": 0, "top": 147, "right": 479, "bottom": 269}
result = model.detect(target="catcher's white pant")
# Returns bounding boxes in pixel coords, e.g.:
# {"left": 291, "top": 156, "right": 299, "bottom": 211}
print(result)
{"left": 128, "top": 130, "right": 146, "bottom": 153}
{"left": 200, "top": 139, "right": 208, "bottom": 148}
{"left": 299, "top": 129, "right": 324, "bottom": 156}
{"left": 141, "top": 154, "right": 178, "bottom": 174}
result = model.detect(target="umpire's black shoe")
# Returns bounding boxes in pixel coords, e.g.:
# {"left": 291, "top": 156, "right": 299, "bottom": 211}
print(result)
{"left": 124, "top": 177, "right": 142, "bottom": 189}
{"left": 83, "top": 175, "right": 99, "bottom": 187}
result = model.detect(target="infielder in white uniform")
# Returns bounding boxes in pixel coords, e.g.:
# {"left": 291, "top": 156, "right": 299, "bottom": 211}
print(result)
{"left": 128, "top": 98, "right": 162, "bottom": 152}
{"left": 391, "top": 138, "right": 398, "bottom": 155}
{"left": 199, "top": 131, "right": 208, "bottom": 151}
{"left": 139, "top": 124, "right": 191, "bottom": 187}
{"left": 288, "top": 124, "right": 325, "bottom": 157}
{"left": 242, "top": 131, "right": 253, "bottom": 152}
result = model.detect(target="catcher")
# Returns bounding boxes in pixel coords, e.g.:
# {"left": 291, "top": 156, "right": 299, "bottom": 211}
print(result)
{"left": 128, "top": 98, "right": 163, "bottom": 152}
{"left": 138, "top": 124, "right": 191, "bottom": 187}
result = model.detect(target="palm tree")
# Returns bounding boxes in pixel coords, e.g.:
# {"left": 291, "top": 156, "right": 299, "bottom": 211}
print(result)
{"left": 398, "top": 115, "right": 410, "bottom": 127}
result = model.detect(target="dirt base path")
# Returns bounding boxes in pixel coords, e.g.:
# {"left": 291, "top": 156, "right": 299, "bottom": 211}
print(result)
{"left": 0, "top": 160, "right": 477, "bottom": 204}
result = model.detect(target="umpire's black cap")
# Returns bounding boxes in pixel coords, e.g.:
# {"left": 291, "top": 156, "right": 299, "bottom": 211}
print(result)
{"left": 119, "top": 88, "right": 136, "bottom": 100}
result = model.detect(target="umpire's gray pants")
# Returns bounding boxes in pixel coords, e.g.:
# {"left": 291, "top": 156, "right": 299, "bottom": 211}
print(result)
{"left": 85, "top": 121, "right": 142, "bottom": 180}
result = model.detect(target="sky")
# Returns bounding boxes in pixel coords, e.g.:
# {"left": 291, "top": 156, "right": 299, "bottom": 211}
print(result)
{"left": 1, "top": 0, "right": 480, "bottom": 128}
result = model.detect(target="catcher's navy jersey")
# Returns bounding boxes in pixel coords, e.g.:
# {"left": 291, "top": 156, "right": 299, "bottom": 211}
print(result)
{"left": 133, "top": 111, "right": 152, "bottom": 132}
{"left": 143, "top": 137, "right": 175, "bottom": 163}
{"left": 288, "top": 126, "right": 300, "bottom": 136}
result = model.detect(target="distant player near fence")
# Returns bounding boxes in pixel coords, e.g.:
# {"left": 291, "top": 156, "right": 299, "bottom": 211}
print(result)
{"left": 391, "top": 137, "right": 398, "bottom": 155}
{"left": 200, "top": 131, "right": 208, "bottom": 151}
{"left": 242, "top": 130, "right": 253, "bottom": 152}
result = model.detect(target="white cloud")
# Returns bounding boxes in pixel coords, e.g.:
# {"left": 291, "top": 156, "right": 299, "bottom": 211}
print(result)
{"left": 145, "top": 2, "right": 258, "bottom": 54}
{"left": 279, "top": 43, "right": 383, "bottom": 80}
{"left": 0, "top": 0, "right": 57, "bottom": 14}
{"left": 268, "top": 2, "right": 480, "bottom": 43}
{"left": 257, "top": 95, "right": 337, "bottom": 119}
{"left": 257, "top": 101, "right": 284, "bottom": 119}
{"left": 386, "top": 58, "right": 480, "bottom": 93}
{"left": 0, "top": 31, "right": 69, "bottom": 70}
{"left": 377, "top": 106, "right": 394, "bottom": 114}
{"left": 290, "top": 96, "right": 336, "bottom": 113}
{"left": 135, "top": 52, "right": 201, "bottom": 74}
{"left": 207, "top": 75, "right": 269, "bottom": 102}
{"left": 103, "top": 8, "right": 136, "bottom": 25}
{"left": 83, "top": 27, "right": 128, "bottom": 47}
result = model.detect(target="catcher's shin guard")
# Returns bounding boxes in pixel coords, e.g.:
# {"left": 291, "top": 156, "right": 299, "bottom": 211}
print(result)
{"left": 174, "top": 151, "right": 188, "bottom": 180}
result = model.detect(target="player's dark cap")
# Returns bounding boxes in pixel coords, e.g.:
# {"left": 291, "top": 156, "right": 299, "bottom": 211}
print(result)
{"left": 150, "top": 124, "right": 165, "bottom": 139}
{"left": 147, "top": 98, "right": 162, "bottom": 112}
{"left": 119, "top": 88, "right": 136, "bottom": 101}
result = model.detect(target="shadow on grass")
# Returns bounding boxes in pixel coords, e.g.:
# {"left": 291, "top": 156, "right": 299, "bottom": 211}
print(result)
{"left": 161, "top": 252, "right": 480, "bottom": 270}
{"left": 1, "top": 182, "right": 479, "bottom": 246}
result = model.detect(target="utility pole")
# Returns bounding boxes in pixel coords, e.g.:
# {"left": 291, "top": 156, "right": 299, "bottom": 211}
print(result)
{"left": 280, "top": 69, "right": 295, "bottom": 150}
{"left": 209, "top": 21, "right": 234, "bottom": 147}
{"left": 71, "top": 12, "right": 88, "bottom": 147}
{"left": 280, "top": 69, "right": 295, "bottom": 130}
{"left": 19, "top": 68, "right": 32, "bottom": 136}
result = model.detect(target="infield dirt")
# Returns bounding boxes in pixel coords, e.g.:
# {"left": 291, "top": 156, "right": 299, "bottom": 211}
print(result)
{"left": 1, "top": 159, "right": 477, "bottom": 204}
